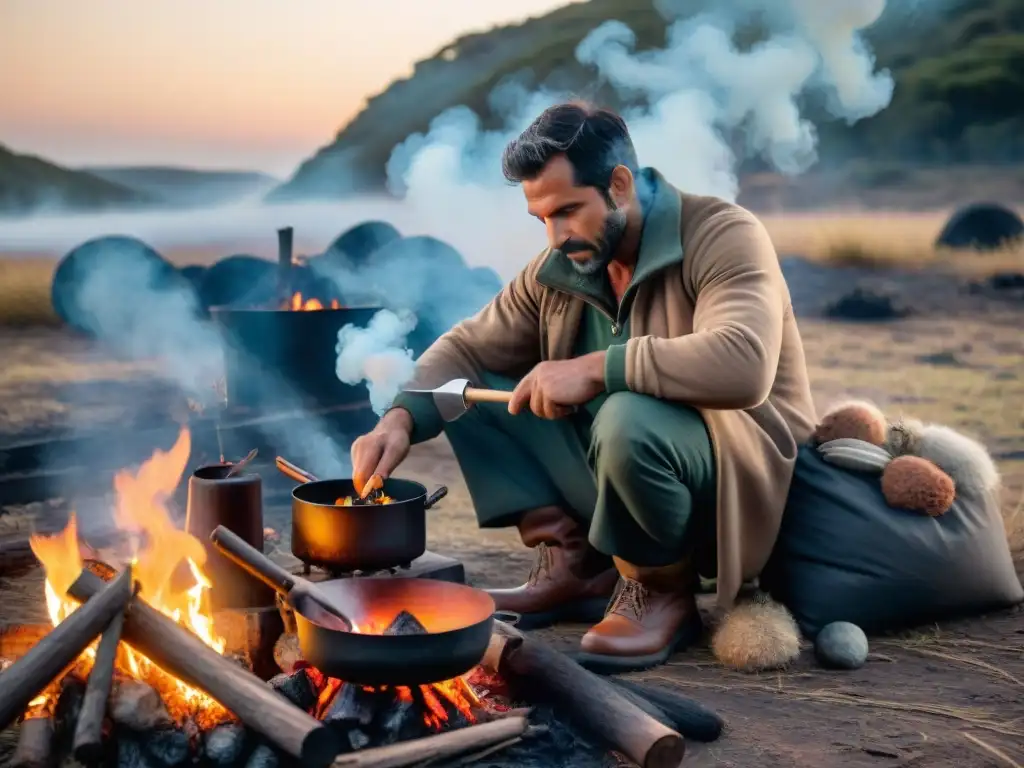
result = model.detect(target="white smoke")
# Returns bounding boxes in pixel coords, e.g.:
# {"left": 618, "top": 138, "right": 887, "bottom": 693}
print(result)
{"left": 336, "top": 309, "right": 419, "bottom": 415}
{"left": 387, "top": 0, "right": 895, "bottom": 209}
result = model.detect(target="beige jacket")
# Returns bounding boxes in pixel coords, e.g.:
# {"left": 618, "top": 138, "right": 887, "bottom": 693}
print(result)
{"left": 396, "top": 169, "right": 817, "bottom": 608}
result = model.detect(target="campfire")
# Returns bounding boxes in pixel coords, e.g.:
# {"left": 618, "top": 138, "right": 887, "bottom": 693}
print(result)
{"left": 0, "top": 422, "right": 722, "bottom": 768}
{"left": 0, "top": 429, "right": 520, "bottom": 767}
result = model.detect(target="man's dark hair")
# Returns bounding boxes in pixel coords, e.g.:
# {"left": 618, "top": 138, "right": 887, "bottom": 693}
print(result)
{"left": 501, "top": 102, "right": 639, "bottom": 191}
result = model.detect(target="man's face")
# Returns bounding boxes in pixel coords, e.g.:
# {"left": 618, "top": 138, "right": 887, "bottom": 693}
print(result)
{"left": 522, "top": 155, "right": 629, "bottom": 275}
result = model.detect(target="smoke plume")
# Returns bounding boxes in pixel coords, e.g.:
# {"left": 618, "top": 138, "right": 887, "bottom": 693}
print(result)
{"left": 335, "top": 310, "right": 419, "bottom": 416}
{"left": 387, "top": 0, "right": 895, "bottom": 216}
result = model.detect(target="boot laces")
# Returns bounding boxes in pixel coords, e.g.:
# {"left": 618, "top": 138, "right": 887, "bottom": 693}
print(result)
{"left": 608, "top": 578, "right": 650, "bottom": 621}
{"left": 526, "top": 542, "right": 555, "bottom": 585}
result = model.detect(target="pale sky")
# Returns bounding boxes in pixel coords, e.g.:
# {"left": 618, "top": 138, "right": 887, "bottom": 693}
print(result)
{"left": 1, "top": 0, "right": 575, "bottom": 176}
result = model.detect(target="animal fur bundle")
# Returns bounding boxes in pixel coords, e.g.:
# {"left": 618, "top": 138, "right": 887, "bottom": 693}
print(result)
{"left": 809, "top": 399, "right": 993, "bottom": 518}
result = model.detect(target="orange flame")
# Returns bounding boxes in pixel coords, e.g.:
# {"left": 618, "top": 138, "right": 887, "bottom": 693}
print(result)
{"left": 287, "top": 292, "right": 341, "bottom": 311}
{"left": 29, "top": 427, "right": 227, "bottom": 723}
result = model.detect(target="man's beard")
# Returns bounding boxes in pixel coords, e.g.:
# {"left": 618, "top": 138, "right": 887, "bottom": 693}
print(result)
{"left": 561, "top": 206, "right": 628, "bottom": 275}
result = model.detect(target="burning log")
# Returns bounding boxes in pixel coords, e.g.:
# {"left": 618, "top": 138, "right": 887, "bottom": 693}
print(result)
{"left": 0, "top": 564, "right": 135, "bottom": 731}
{"left": 483, "top": 622, "right": 685, "bottom": 768}
{"left": 66, "top": 568, "right": 340, "bottom": 768}
{"left": 330, "top": 715, "right": 529, "bottom": 768}
{"left": 10, "top": 715, "right": 55, "bottom": 768}
{"left": 73, "top": 600, "right": 127, "bottom": 762}
{"left": 53, "top": 675, "right": 86, "bottom": 749}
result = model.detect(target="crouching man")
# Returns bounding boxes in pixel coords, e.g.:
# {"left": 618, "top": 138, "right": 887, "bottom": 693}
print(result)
{"left": 350, "top": 102, "right": 817, "bottom": 672}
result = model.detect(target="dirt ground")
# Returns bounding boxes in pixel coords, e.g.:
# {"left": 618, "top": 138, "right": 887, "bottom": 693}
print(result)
{"left": 0, "top": 268, "right": 1022, "bottom": 766}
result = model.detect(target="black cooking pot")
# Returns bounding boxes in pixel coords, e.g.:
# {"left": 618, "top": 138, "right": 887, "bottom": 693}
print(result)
{"left": 276, "top": 458, "right": 448, "bottom": 572}
{"left": 211, "top": 305, "right": 382, "bottom": 410}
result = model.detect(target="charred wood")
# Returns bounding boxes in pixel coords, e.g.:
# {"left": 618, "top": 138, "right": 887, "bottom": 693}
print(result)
{"left": 324, "top": 684, "right": 376, "bottom": 729}
{"left": 115, "top": 737, "right": 152, "bottom": 768}
{"left": 370, "top": 697, "right": 415, "bottom": 747}
{"left": 245, "top": 742, "right": 280, "bottom": 768}
{"left": 202, "top": 723, "right": 248, "bottom": 766}
{"left": 383, "top": 612, "right": 427, "bottom": 637}
{"left": 10, "top": 716, "right": 55, "bottom": 768}
{"left": 73, "top": 605, "right": 126, "bottom": 762}
{"left": 268, "top": 669, "right": 317, "bottom": 711}
{"left": 53, "top": 674, "right": 86, "bottom": 749}
{"left": 0, "top": 564, "right": 134, "bottom": 731}
{"left": 67, "top": 568, "right": 340, "bottom": 768}
{"left": 142, "top": 727, "right": 190, "bottom": 768}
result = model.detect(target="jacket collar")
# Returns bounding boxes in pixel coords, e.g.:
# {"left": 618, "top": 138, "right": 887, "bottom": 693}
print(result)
{"left": 535, "top": 167, "right": 684, "bottom": 312}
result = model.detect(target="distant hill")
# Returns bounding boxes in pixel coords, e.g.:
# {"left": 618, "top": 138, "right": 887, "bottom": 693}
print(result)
{"left": 84, "top": 166, "right": 279, "bottom": 208}
{"left": 0, "top": 144, "right": 154, "bottom": 216}
{"left": 268, "top": 0, "right": 1024, "bottom": 203}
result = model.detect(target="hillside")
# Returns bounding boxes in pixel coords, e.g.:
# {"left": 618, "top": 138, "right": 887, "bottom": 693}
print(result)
{"left": 0, "top": 145, "right": 154, "bottom": 217}
{"left": 84, "top": 166, "right": 279, "bottom": 208}
{"left": 269, "top": 0, "right": 1024, "bottom": 203}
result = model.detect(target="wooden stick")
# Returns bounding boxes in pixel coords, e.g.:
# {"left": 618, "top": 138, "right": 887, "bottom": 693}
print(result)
{"left": 10, "top": 715, "right": 54, "bottom": 768}
{"left": 331, "top": 715, "right": 528, "bottom": 768}
{"left": 0, "top": 565, "right": 135, "bottom": 731}
{"left": 72, "top": 586, "right": 133, "bottom": 765}
{"left": 484, "top": 623, "right": 685, "bottom": 768}
{"left": 67, "top": 568, "right": 339, "bottom": 768}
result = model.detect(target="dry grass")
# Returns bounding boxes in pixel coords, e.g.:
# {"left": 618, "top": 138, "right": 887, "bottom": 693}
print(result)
{"left": 759, "top": 210, "right": 1024, "bottom": 274}
{"left": 0, "top": 258, "right": 61, "bottom": 327}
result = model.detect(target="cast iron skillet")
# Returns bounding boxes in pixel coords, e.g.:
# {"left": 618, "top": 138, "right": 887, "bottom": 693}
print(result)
{"left": 210, "top": 527, "right": 495, "bottom": 686}
{"left": 276, "top": 457, "right": 447, "bottom": 572}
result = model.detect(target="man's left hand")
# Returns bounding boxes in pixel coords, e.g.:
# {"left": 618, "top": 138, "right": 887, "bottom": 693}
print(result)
{"left": 508, "top": 352, "right": 607, "bottom": 419}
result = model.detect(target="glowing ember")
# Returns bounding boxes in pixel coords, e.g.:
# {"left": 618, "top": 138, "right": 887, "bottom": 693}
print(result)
{"left": 286, "top": 292, "right": 341, "bottom": 311}
{"left": 29, "top": 428, "right": 228, "bottom": 724}
{"left": 305, "top": 667, "right": 479, "bottom": 731}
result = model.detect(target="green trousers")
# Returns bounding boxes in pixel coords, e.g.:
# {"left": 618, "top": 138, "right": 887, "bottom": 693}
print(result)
{"left": 440, "top": 373, "right": 718, "bottom": 572}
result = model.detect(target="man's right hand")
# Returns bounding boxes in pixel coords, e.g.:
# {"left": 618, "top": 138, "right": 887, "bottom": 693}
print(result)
{"left": 351, "top": 408, "right": 413, "bottom": 494}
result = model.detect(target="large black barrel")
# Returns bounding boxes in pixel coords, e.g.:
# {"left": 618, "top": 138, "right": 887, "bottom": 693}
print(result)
{"left": 211, "top": 305, "right": 382, "bottom": 410}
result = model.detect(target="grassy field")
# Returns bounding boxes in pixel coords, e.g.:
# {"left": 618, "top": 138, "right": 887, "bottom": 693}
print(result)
{"left": 0, "top": 210, "right": 1022, "bottom": 329}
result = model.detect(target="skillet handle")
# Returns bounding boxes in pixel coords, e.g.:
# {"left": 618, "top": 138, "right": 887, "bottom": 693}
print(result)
{"left": 424, "top": 486, "right": 448, "bottom": 510}
{"left": 209, "top": 526, "right": 295, "bottom": 595}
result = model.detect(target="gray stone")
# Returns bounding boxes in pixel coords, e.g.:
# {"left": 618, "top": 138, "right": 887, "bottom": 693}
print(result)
{"left": 815, "top": 621, "right": 869, "bottom": 670}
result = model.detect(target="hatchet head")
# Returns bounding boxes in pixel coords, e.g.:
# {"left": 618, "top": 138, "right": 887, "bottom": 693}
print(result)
{"left": 402, "top": 378, "right": 474, "bottom": 422}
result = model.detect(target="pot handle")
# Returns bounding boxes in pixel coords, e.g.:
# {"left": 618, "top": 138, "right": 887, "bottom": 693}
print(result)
{"left": 424, "top": 486, "right": 448, "bottom": 510}
{"left": 210, "top": 526, "right": 295, "bottom": 595}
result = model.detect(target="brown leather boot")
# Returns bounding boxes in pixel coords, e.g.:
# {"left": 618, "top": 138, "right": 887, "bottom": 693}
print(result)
{"left": 485, "top": 507, "right": 618, "bottom": 629}
{"left": 575, "top": 556, "right": 703, "bottom": 673}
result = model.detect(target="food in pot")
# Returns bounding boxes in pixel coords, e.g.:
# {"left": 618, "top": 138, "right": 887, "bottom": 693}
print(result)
{"left": 334, "top": 493, "right": 394, "bottom": 506}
